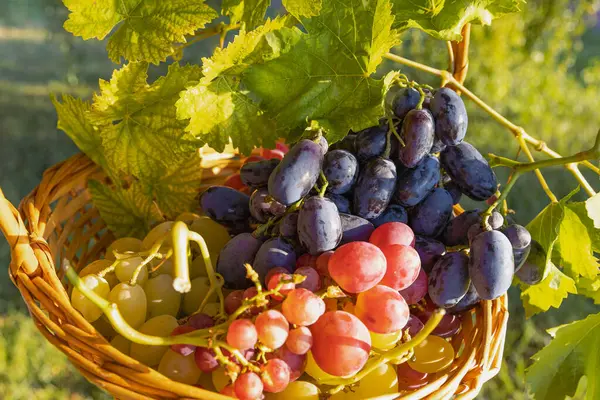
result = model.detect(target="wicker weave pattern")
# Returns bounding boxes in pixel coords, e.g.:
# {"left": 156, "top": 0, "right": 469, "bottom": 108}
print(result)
{"left": 0, "top": 152, "right": 508, "bottom": 400}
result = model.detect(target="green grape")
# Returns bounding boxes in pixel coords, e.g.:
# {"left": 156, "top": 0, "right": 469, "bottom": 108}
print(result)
{"left": 92, "top": 315, "right": 116, "bottom": 339}
{"left": 110, "top": 335, "right": 131, "bottom": 355}
{"left": 370, "top": 330, "right": 402, "bottom": 351}
{"left": 151, "top": 259, "right": 174, "bottom": 277}
{"left": 182, "top": 277, "right": 216, "bottom": 316}
{"left": 130, "top": 315, "right": 179, "bottom": 366}
{"left": 158, "top": 349, "right": 202, "bottom": 385}
{"left": 352, "top": 363, "right": 398, "bottom": 398}
{"left": 115, "top": 256, "right": 148, "bottom": 286}
{"left": 176, "top": 212, "right": 202, "bottom": 225}
{"left": 79, "top": 260, "right": 119, "bottom": 288}
{"left": 190, "top": 216, "right": 231, "bottom": 256}
{"left": 202, "top": 302, "right": 221, "bottom": 318}
{"left": 190, "top": 256, "right": 209, "bottom": 279}
{"left": 197, "top": 369, "right": 217, "bottom": 391}
{"left": 266, "top": 381, "right": 319, "bottom": 400}
{"left": 71, "top": 274, "right": 110, "bottom": 322}
{"left": 142, "top": 221, "right": 175, "bottom": 251}
{"left": 305, "top": 351, "right": 339, "bottom": 382}
{"left": 105, "top": 237, "right": 143, "bottom": 260}
{"left": 212, "top": 367, "right": 231, "bottom": 393}
{"left": 144, "top": 274, "right": 182, "bottom": 318}
{"left": 108, "top": 283, "right": 147, "bottom": 329}
{"left": 407, "top": 335, "right": 455, "bottom": 373}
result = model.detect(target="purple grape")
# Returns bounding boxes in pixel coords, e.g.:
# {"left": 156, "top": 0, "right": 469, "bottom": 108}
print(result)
{"left": 502, "top": 224, "right": 532, "bottom": 272}
{"left": 217, "top": 233, "right": 263, "bottom": 289}
{"left": 339, "top": 213, "right": 375, "bottom": 244}
{"left": 188, "top": 313, "right": 215, "bottom": 329}
{"left": 394, "top": 155, "right": 440, "bottom": 207}
{"left": 353, "top": 157, "right": 397, "bottom": 220}
{"left": 249, "top": 188, "right": 286, "bottom": 223}
{"left": 398, "top": 109, "right": 435, "bottom": 168}
{"left": 469, "top": 230, "right": 514, "bottom": 300}
{"left": 279, "top": 212, "right": 299, "bottom": 239}
{"left": 430, "top": 87, "right": 468, "bottom": 146}
{"left": 330, "top": 134, "right": 356, "bottom": 153}
{"left": 447, "top": 283, "right": 480, "bottom": 314}
{"left": 297, "top": 196, "right": 342, "bottom": 255}
{"left": 428, "top": 252, "right": 471, "bottom": 308}
{"left": 323, "top": 150, "right": 358, "bottom": 194}
{"left": 325, "top": 192, "right": 351, "bottom": 214}
{"left": 194, "top": 347, "right": 218, "bottom": 372}
{"left": 516, "top": 240, "right": 545, "bottom": 285}
{"left": 414, "top": 236, "right": 445, "bottom": 273}
{"left": 370, "top": 204, "right": 408, "bottom": 227}
{"left": 408, "top": 188, "right": 453, "bottom": 238}
{"left": 445, "top": 181, "right": 462, "bottom": 205}
{"left": 393, "top": 87, "right": 421, "bottom": 118}
{"left": 200, "top": 186, "right": 250, "bottom": 233}
{"left": 240, "top": 159, "right": 280, "bottom": 188}
{"left": 355, "top": 125, "right": 388, "bottom": 163}
{"left": 441, "top": 209, "right": 481, "bottom": 246}
{"left": 253, "top": 237, "right": 297, "bottom": 283}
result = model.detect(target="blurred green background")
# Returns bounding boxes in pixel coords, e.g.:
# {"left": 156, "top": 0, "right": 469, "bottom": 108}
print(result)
{"left": 0, "top": 0, "right": 599, "bottom": 398}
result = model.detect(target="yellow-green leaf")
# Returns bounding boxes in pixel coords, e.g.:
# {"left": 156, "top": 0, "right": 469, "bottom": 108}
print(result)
{"left": 222, "top": 0, "right": 270, "bottom": 29}
{"left": 556, "top": 206, "right": 599, "bottom": 280}
{"left": 283, "top": 0, "right": 322, "bottom": 18}
{"left": 62, "top": 0, "right": 218, "bottom": 64}
{"left": 520, "top": 264, "right": 577, "bottom": 318}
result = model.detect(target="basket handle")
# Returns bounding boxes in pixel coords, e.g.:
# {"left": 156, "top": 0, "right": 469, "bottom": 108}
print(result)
{"left": 0, "top": 187, "right": 39, "bottom": 276}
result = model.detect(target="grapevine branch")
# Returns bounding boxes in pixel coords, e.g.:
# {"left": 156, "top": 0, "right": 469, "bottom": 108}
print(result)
{"left": 382, "top": 52, "right": 599, "bottom": 197}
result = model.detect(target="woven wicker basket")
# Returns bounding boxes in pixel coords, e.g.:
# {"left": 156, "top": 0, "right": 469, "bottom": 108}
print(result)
{"left": 0, "top": 150, "right": 508, "bottom": 400}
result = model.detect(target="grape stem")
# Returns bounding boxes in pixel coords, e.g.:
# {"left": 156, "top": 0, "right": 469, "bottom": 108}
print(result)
{"left": 188, "top": 230, "right": 226, "bottom": 317}
{"left": 318, "top": 171, "right": 329, "bottom": 197}
{"left": 382, "top": 52, "right": 598, "bottom": 197}
{"left": 320, "top": 309, "right": 446, "bottom": 390}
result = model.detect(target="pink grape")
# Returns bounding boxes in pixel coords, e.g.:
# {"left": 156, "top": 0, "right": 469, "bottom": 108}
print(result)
{"left": 227, "top": 319, "right": 258, "bottom": 350}
{"left": 234, "top": 372, "right": 263, "bottom": 400}
{"left": 296, "top": 254, "right": 318, "bottom": 269}
{"left": 369, "top": 222, "right": 415, "bottom": 248}
{"left": 255, "top": 310, "right": 289, "bottom": 350}
{"left": 405, "top": 315, "right": 424, "bottom": 337}
{"left": 261, "top": 358, "right": 290, "bottom": 393}
{"left": 276, "top": 142, "right": 290, "bottom": 153}
{"left": 328, "top": 242, "right": 386, "bottom": 293}
{"left": 315, "top": 251, "right": 333, "bottom": 277}
{"left": 194, "top": 347, "right": 218, "bottom": 372}
{"left": 397, "top": 362, "right": 428, "bottom": 389}
{"left": 244, "top": 155, "right": 266, "bottom": 164}
{"left": 379, "top": 244, "right": 421, "bottom": 290}
{"left": 398, "top": 267, "right": 428, "bottom": 304}
{"left": 269, "top": 347, "right": 306, "bottom": 382}
{"left": 188, "top": 313, "right": 214, "bottom": 329}
{"left": 285, "top": 326, "right": 313, "bottom": 355}
{"left": 355, "top": 285, "right": 409, "bottom": 334}
{"left": 282, "top": 288, "right": 325, "bottom": 326}
{"left": 224, "top": 173, "right": 246, "bottom": 191}
{"left": 170, "top": 325, "right": 196, "bottom": 356}
{"left": 242, "top": 287, "right": 261, "bottom": 315}
{"left": 309, "top": 311, "right": 371, "bottom": 377}
{"left": 266, "top": 268, "right": 296, "bottom": 301}
{"left": 225, "top": 290, "right": 244, "bottom": 315}
{"left": 294, "top": 267, "right": 322, "bottom": 292}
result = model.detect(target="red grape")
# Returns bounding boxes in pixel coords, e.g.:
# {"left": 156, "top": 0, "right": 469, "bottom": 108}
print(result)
{"left": 285, "top": 326, "right": 313, "bottom": 355}
{"left": 328, "top": 242, "right": 386, "bottom": 293}
{"left": 263, "top": 149, "right": 285, "bottom": 160}
{"left": 255, "top": 310, "right": 289, "bottom": 350}
{"left": 309, "top": 311, "right": 371, "bottom": 377}
{"left": 276, "top": 142, "right": 289, "bottom": 153}
{"left": 243, "top": 287, "right": 261, "bottom": 315}
{"left": 194, "top": 347, "right": 218, "bottom": 372}
{"left": 224, "top": 173, "right": 247, "bottom": 191}
{"left": 369, "top": 222, "right": 415, "bottom": 248}
{"left": 294, "top": 267, "right": 322, "bottom": 292}
{"left": 282, "top": 289, "right": 325, "bottom": 326}
{"left": 355, "top": 285, "right": 409, "bottom": 334}
{"left": 261, "top": 358, "right": 290, "bottom": 393}
{"left": 315, "top": 251, "right": 333, "bottom": 277}
{"left": 188, "top": 313, "right": 215, "bottom": 329}
{"left": 379, "top": 244, "right": 421, "bottom": 290}
{"left": 405, "top": 315, "right": 424, "bottom": 337}
{"left": 244, "top": 155, "right": 266, "bottom": 164}
{"left": 170, "top": 325, "right": 196, "bottom": 356}
{"left": 398, "top": 267, "right": 428, "bottom": 304}
{"left": 227, "top": 319, "right": 258, "bottom": 350}
{"left": 397, "top": 362, "right": 428, "bottom": 390}
{"left": 220, "top": 384, "right": 238, "bottom": 397}
{"left": 269, "top": 346, "right": 306, "bottom": 382}
{"left": 225, "top": 290, "right": 244, "bottom": 315}
{"left": 266, "top": 268, "right": 296, "bottom": 301}
{"left": 234, "top": 372, "right": 263, "bottom": 400}
{"left": 296, "top": 254, "right": 317, "bottom": 269}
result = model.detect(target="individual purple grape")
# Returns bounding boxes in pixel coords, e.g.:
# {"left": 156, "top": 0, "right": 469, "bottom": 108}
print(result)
{"left": 370, "top": 204, "right": 408, "bottom": 227}
{"left": 200, "top": 186, "right": 251, "bottom": 233}
{"left": 445, "top": 181, "right": 462, "bottom": 205}
{"left": 339, "top": 213, "right": 375, "bottom": 244}
{"left": 297, "top": 196, "right": 342, "bottom": 255}
{"left": 353, "top": 157, "right": 397, "bottom": 220}
{"left": 325, "top": 193, "right": 351, "bottom": 214}
{"left": 254, "top": 237, "right": 297, "bottom": 283}
{"left": 405, "top": 315, "right": 424, "bottom": 337}
{"left": 188, "top": 313, "right": 215, "bottom": 329}
{"left": 268, "top": 139, "right": 324, "bottom": 205}
{"left": 318, "top": 136, "right": 329, "bottom": 154}
{"left": 430, "top": 87, "right": 468, "bottom": 146}
{"left": 408, "top": 188, "right": 453, "bottom": 238}
{"left": 323, "top": 150, "right": 358, "bottom": 194}
{"left": 399, "top": 268, "right": 428, "bottom": 304}
{"left": 502, "top": 224, "right": 532, "bottom": 272}
{"left": 447, "top": 283, "right": 480, "bottom": 314}
{"left": 249, "top": 188, "right": 286, "bottom": 223}
{"left": 428, "top": 252, "right": 471, "bottom": 308}
{"left": 217, "top": 233, "right": 263, "bottom": 289}
{"left": 469, "top": 230, "right": 515, "bottom": 300}
{"left": 241, "top": 159, "right": 280, "bottom": 188}
{"left": 440, "top": 142, "right": 498, "bottom": 201}
{"left": 194, "top": 347, "right": 218, "bottom": 372}
{"left": 355, "top": 125, "right": 388, "bottom": 163}
{"left": 441, "top": 210, "right": 481, "bottom": 246}
{"left": 414, "top": 236, "right": 445, "bottom": 273}
{"left": 515, "top": 240, "right": 545, "bottom": 285}
{"left": 279, "top": 212, "right": 299, "bottom": 239}
{"left": 330, "top": 134, "right": 357, "bottom": 153}
{"left": 393, "top": 87, "right": 421, "bottom": 119}
{"left": 398, "top": 109, "right": 435, "bottom": 168}
{"left": 394, "top": 155, "right": 440, "bottom": 207}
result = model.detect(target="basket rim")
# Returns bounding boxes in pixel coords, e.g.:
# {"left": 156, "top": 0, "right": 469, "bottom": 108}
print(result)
{"left": 0, "top": 152, "right": 509, "bottom": 400}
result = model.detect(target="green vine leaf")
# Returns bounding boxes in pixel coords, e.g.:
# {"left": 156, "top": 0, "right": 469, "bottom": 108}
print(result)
{"left": 243, "top": 0, "right": 401, "bottom": 143}
{"left": 520, "top": 263, "right": 577, "bottom": 318}
{"left": 222, "top": 0, "right": 271, "bottom": 29}
{"left": 526, "top": 312, "right": 600, "bottom": 400}
{"left": 283, "top": 0, "right": 323, "bottom": 18}
{"left": 88, "top": 180, "right": 163, "bottom": 239}
{"left": 586, "top": 192, "right": 600, "bottom": 229}
{"left": 51, "top": 94, "right": 109, "bottom": 172}
{"left": 62, "top": 0, "right": 218, "bottom": 64}
{"left": 390, "top": 0, "right": 524, "bottom": 41}
{"left": 578, "top": 277, "right": 600, "bottom": 305}
{"left": 176, "top": 17, "right": 301, "bottom": 153}
{"left": 90, "top": 62, "right": 203, "bottom": 181}
{"left": 555, "top": 206, "right": 599, "bottom": 280}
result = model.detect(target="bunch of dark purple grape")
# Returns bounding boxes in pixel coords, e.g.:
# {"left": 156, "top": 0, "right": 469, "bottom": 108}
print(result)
{"left": 200, "top": 86, "right": 538, "bottom": 313}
